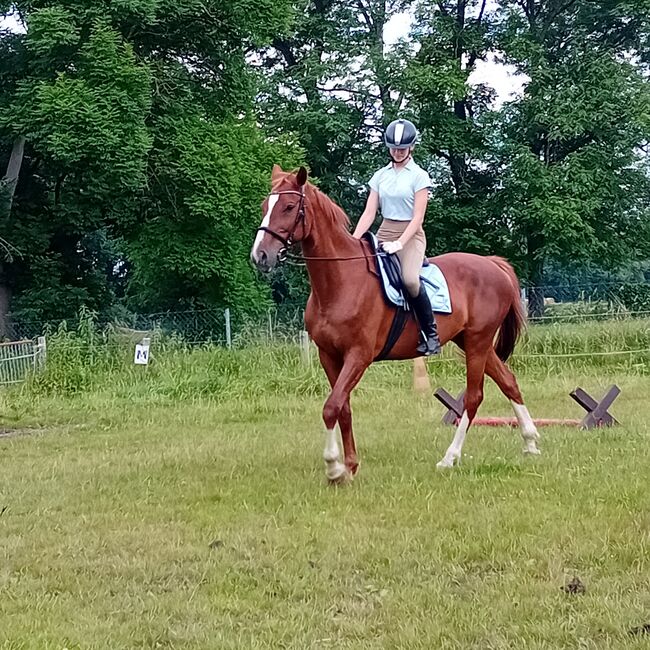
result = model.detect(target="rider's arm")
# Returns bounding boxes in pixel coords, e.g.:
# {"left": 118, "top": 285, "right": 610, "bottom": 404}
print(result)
{"left": 396, "top": 188, "right": 428, "bottom": 246}
{"left": 352, "top": 190, "right": 379, "bottom": 239}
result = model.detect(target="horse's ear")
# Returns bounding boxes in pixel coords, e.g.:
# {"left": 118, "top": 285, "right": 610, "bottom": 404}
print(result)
{"left": 271, "top": 164, "right": 284, "bottom": 179}
{"left": 296, "top": 166, "right": 308, "bottom": 187}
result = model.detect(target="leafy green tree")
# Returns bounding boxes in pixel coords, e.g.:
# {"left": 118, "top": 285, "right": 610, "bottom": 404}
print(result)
{"left": 400, "top": 0, "right": 506, "bottom": 257}
{"left": 1, "top": 13, "right": 151, "bottom": 324}
{"left": 125, "top": 115, "right": 301, "bottom": 311}
{"left": 252, "top": 1, "right": 417, "bottom": 306}
{"left": 1, "top": 0, "right": 299, "bottom": 324}
{"left": 494, "top": 0, "right": 650, "bottom": 313}
{"left": 255, "top": 1, "right": 414, "bottom": 206}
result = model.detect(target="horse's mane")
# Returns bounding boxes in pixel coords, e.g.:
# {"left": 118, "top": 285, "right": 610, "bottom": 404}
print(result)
{"left": 307, "top": 183, "right": 351, "bottom": 233}
{"left": 272, "top": 169, "right": 352, "bottom": 234}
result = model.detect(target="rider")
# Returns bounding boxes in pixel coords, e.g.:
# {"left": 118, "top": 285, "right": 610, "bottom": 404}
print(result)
{"left": 352, "top": 118, "right": 441, "bottom": 356}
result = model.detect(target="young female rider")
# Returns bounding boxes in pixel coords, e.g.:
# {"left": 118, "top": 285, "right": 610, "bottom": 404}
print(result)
{"left": 352, "top": 118, "right": 441, "bottom": 355}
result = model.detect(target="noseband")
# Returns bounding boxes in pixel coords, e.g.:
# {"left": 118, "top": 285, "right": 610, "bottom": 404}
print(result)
{"left": 256, "top": 189, "right": 306, "bottom": 262}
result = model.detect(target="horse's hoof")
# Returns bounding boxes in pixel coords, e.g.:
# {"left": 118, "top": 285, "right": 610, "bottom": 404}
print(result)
{"left": 436, "top": 456, "right": 459, "bottom": 469}
{"left": 523, "top": 446, "right": 542, "bottom": 456}
{"left": 326, "top": 462, "right": 352, "bottom": 486}
{"left": 346, "top": 461, "right": 360, "bottom": 476}
{"left": 327, "top": 468, "right": 352, "bottom": 486}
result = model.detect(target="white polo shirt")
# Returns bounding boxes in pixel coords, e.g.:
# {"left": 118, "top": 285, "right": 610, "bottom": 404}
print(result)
{"left": 368, "top": 159, "right": 432, "bottom": 221}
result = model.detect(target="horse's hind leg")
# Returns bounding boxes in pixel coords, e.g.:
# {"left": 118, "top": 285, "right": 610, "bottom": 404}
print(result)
{"left": 484, "top": 348, "right": 540, "bottom": 455}
{"left": 437, "top": 341, "right": 489, "bottom": 468}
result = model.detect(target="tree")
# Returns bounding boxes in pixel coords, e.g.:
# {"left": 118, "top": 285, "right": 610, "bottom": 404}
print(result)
{"left": 253, "top": 1, "right": 418, "bottom": 306}
{"left": 255, "top": 1, "right": 416, "bottom": 206}
{"left": 0, "top": 0, "right": 300, "bottom": 322}
{"left": 125, "top": 115, "right": 301, "bottom": 311}
{"left": 0, "top": 12, "right": 152, "bottom": 322}
{"left": 400, "top": 0, "right": 508, "bottom": 256}
{"left": 494, "top": 0, "right": 650, "bottom": 313}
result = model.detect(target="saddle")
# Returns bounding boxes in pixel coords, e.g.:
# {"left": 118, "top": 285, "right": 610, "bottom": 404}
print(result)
{"left": 361, "top": 232, "right": 452, "bottom": 313}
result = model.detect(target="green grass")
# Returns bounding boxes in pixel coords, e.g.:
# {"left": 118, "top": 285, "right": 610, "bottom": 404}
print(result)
{"left": 1, "top": 322, "right": 650, "bottom": 648}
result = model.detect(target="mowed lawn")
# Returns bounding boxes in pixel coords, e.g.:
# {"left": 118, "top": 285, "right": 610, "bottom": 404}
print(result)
{"left": 1, "top": 359, "right": 650, "bottom": 649}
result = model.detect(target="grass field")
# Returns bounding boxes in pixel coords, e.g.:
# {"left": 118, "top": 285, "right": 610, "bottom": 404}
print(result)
{"left": 1, "top": 320, "right": 650, "bottom": 648}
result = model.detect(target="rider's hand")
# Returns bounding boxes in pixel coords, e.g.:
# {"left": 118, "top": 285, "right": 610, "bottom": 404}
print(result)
{"left": 382, "top": 240, "right": 403, "bottom": 255}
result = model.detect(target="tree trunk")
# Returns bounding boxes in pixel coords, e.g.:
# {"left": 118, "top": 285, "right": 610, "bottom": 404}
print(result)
{"left": 1, "top": 136, "right": 25, "bottom": 218}
{"left": 0, "top": 136, "right": 25, "bottom": 339}
{"left": 0, "top": 274, "right": 13, "bottom": 340}
{"left": 527, "top": 285, "right": 545, "bottom": 319}
{"left": 449, "top": 1, "right": 469, "bottom": 197}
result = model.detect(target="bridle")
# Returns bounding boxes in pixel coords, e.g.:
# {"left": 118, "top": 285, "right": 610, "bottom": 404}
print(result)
{"left": 256, "top": 189, "right": 306, "bottom": 263}
{"left": 256, "top": 187, "right": 380, "bottom": 264}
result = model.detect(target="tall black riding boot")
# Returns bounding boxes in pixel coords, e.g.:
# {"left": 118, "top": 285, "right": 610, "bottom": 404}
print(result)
{"left": 410, "top": 285, "right": 442, "bottom": 356}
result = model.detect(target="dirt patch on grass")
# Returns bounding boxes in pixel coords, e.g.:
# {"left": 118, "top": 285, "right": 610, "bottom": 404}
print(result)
{"left": 0, "top": 427, "right": 45, "bottom": 439}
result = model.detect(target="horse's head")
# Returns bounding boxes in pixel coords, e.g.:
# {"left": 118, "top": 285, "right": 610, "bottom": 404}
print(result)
{"left": 251, "top": 165, "right": 309, "bottom": 272}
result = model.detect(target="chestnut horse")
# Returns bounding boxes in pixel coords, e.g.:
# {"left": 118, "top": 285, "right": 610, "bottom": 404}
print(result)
{"left": 251, "top": 165, "right": 540, "bottom": 483}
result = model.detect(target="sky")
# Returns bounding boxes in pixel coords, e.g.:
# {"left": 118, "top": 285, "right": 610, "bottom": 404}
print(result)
{"left": 1, "top": 7, "right": 527, "bottom": 106}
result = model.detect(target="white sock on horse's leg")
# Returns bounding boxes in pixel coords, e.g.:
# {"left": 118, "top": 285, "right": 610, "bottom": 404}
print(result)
{"left": 437, "top": 411, "right": 470, "bottom": 468}
{"left": 324, "top": 426, "right": 347, "bottom": 481}
{"left": 511, "top": 401, "right": 541, "bottom": 455}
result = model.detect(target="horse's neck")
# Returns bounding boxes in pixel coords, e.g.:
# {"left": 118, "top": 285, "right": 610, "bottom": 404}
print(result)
{"left": 302, "top": 224, "right": 358, "bottom": 259}
{"left": 302, "top": 201, "right": 365, "bottom": 298}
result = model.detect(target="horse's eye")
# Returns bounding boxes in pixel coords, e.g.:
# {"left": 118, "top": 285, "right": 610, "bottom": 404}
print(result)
{"left": 285, "top": 204, "right": 295, "bottom": 211}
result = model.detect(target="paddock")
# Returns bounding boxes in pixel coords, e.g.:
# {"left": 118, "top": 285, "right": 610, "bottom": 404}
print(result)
{"left": 0, "top": 324, "right": 648, "bottom": 647}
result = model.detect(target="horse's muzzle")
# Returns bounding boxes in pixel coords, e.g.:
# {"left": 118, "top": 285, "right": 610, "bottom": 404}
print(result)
{"left": 251, "top": 248, "right": 273, "bottom": 273}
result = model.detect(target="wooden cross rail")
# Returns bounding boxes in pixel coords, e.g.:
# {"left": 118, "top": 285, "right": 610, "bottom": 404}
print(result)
{"left": 433, "top": 388, "right": 465, "bottom": 425}
{"left": 569, "top": 385, "right": 620, "bottom": 429}
{"left": 434, "top": 385, "right": 620, "bottom": 429}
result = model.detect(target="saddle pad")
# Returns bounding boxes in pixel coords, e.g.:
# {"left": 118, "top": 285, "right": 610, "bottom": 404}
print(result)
{"left": 365, "top": 232, "right": 452, "bottom": 313}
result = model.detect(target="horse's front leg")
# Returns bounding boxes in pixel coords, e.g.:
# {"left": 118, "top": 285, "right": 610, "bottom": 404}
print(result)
{"left": 338, "top": 396, "right": 359, "bottom": 475}
{"left": 319, "top": 350, "right": 370, "bottom": 484}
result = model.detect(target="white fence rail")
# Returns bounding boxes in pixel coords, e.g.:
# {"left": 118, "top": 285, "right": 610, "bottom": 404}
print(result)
{"left": 0, "top": 337, "right": 46, "bottom": 385}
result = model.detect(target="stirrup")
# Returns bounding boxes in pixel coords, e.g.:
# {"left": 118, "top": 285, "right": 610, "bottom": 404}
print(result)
{"left": 417, "top": 334, "right": 441, "bottom": 356}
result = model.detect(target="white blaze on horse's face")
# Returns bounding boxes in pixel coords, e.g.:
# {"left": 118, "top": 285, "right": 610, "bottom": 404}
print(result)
{"left": 251, "top": 193, "right": 279, "bottom": 268}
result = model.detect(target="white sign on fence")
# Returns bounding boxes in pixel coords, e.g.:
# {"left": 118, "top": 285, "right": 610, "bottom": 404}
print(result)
{"left": 134, "top": 337, "right": 150, "bottom": 365}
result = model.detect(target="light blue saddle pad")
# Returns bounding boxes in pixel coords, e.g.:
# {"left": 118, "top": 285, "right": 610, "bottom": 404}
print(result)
{"left": 366, "top": 233, "right": 452, "bottom": 313}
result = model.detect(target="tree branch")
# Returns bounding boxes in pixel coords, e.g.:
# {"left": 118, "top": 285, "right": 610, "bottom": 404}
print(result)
{"left": 476, "top": 0, "right": 487, "bottom": 25}
{"left": 433, "top": 148, "right": 451, "bottom": 162}
{"left": 356, "top": 0, "right": 374, "bottom": 31}
{"left": 315, "top": 84, "right": 381, "bottom": 99}
{"left": 545, "top": 0, "right": 578, "bottom": 27}
{"left": 466, "top": 50, "right": 479, "bottom": 69}
{"left": 516, "top": 0, "right": 531, "bottom": 21}
{"left": 271, "top": 38, "right": 298, "bottom": 69}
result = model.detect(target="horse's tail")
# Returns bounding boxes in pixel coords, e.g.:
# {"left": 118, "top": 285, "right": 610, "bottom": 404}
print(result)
{"left": 489, "top": 256, "right": 526, "bottom": 362}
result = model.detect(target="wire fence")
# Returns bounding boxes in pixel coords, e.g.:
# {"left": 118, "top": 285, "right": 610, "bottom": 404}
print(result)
{"left": 4, "top": 280, "right": 650, "bottom": 346}
{"left": 522, "top": 281, "right": 650, "bottom": 323}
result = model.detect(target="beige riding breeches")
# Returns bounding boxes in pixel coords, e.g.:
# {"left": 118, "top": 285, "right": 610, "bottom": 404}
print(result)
{"left": 376, "top": 219, "right": 426, "bottom": 297}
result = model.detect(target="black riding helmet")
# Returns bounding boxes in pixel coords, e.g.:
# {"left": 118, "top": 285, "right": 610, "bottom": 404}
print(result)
{"left": 384, "top": 118, "right": 418, "bottom": 149}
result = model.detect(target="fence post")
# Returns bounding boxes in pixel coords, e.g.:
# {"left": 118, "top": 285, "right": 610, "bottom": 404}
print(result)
{"left": 36, "top": 336, "right": 47, "bottom": 370}
{"left": 225, "top": 308, "right": 232, "bottom": 348}
{"left": 413, "top": 357, "right": 430, "bottom": 393}
{"left": 300, "top": 330, "right": 311, "bottom": 366}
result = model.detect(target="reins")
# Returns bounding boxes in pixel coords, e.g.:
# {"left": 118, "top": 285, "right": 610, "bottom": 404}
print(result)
{"left": 285, "top": 250, "right": 380, "bottom": 265}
